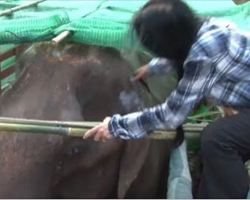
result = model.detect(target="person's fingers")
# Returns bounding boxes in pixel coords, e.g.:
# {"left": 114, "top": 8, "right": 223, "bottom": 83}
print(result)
{"left": 103, "top": 116, "right": 111, "bottom": 123}
{"left": 134, "top": 72, "right": 143, "bottom": 81}
{"left": 83, "top": 125, "right": 99, "bottom": 139}
{"left": 94, "top": 125, "right": 110, "bottom": 142}
{"left": 84, "top": 118, "right": 113, "bottom": 142}
{"left": 101, "top": 137, "right": 107, "bottom": 143}
{"left": 101, "top": 132, "right": 114, "bottom": 143}
{"left": 94, "top": 130, "right": 103, "bottom": 142}
{"left": 134, "top": 66, "right": 148, "bottom": 81}
{"left": 105, "top": 133, "right": 114, "bottom": 140}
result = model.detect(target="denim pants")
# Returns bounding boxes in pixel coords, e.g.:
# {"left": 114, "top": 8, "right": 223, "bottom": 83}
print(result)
{"left": 198, "top": 110, "right": 250, "bottom": 198}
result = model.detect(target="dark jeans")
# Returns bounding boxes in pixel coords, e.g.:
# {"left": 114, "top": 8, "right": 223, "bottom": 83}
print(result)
{"left": 197, "top": 110, "right": 250, "bottom": 199}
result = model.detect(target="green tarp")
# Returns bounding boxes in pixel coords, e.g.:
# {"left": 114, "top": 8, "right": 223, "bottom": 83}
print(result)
{"left": 0, "top": 0, "right": 250, "bottom": 49}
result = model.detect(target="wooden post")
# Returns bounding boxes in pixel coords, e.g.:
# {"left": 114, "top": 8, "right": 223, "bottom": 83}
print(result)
{"left": 0, "top": 0, "right": 47, "bottom": 17}
{"left": 0, "top": 45, "right": 26, "bottom": 94}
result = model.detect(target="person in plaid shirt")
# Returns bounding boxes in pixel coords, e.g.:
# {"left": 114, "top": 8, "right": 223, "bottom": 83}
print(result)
{"left": 84, "top": 0, "right": 250, "bottom": 198}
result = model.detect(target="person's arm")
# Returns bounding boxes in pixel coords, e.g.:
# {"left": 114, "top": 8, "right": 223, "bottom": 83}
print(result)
{"left": 109, "top": 57, "right": 219, "bottom": 139}
{"left": 148, "top": 58, "right": 174, "bottom": 77}
{"left": 134, "top": 58, "right": 174, "bottom": 81}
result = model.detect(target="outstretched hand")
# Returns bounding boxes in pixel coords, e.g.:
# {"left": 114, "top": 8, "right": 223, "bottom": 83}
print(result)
{"left": 134, "top": 65, "right": 149, "bottom": 81}
{"left": 83, "top": 117, "right": 114, "bottom": 142}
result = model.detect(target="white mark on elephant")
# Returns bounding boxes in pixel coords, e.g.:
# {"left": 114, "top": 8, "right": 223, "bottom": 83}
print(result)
{"left": 52, "top": 51, "right": 61, "bottom": 58}
{"left": 119, "top": 91, "right": 144, "bottom": 113}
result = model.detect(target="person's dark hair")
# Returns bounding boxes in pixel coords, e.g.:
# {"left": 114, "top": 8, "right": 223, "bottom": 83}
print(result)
{"left": 133, "top": 0, "right": 200, "bottom": 80}
{"left": 132, "top": 0, "right": 201, "bottom": 147}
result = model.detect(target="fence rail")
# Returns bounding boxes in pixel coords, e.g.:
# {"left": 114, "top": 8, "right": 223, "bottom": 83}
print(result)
{"left": 0, "top": 45, "right": 25, "bottom": 94}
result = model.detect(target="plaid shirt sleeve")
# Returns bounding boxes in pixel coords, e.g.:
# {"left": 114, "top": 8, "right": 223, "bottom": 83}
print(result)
{"left": 148, "top": 58, "right": 174, "bottom": 77}
{"left": 108, "top": 56, "right": 219, "bottom": 139}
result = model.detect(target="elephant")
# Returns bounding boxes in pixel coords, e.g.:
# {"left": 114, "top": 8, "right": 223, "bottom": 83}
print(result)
{"left": 0, "top": 42, "right": 180, "bottom": 198}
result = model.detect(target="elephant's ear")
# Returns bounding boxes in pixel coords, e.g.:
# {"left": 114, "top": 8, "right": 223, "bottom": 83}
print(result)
{"left": 117, "top": 140, "right": 150, "bottom": 199}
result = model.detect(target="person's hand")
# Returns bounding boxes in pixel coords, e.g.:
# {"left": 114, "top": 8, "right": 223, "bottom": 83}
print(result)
{"left": 83, "top": 117, "right": 114, "bottom": 142}
{"left": 134, "top": 65, "right": 149, "bottom": 81}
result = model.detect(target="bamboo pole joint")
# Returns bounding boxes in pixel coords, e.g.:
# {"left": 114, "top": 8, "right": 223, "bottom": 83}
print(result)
{"left": 52, "top": 31, "right": 72, "bottom": 45}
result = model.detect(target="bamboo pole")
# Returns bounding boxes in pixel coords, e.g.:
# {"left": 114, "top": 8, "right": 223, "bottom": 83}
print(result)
{"left": 0, "top": 117, "right": 204, "bottom": 140}
{"left": 0, "top": 122, "right": 87, "bottom": 137}
{"left": 0, "top": 122, "right": 177, "bottom": 139}
{"left": 0, "top": 117, "right": 207, "bottom": 132}
{"left": 52, "top": 31, "right": 72, "bottom": 44}
{"left": 0, "top": 122, "right": 201, "bottom": 140}
{"left": 0, "top": 0, "right": 47, "bottom": 17}
{"left": 0, "top": 117, "right": 98, "bottom": 128}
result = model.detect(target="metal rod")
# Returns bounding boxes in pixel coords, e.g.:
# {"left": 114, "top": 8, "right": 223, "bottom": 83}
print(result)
{"left": 52, "top": 31, "right": 72, "bottom": 44}
{"left": 0, "top": 0, "right": 47, "bottom": 17}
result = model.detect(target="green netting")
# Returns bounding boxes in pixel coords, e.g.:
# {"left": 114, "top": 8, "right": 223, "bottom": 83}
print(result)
{"left": 54, "top": 18, "right": 130, "bottom": 49}
{"left": 0, "top": 12, "right": 69, "bottom": 43}
{"left": 1, "top": 0, "right": 250, "bottom": 49}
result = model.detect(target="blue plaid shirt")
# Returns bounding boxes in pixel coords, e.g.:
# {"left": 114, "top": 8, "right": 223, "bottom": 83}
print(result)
{"left": 109, "top": 18, "right": 250, "bottom": 139}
